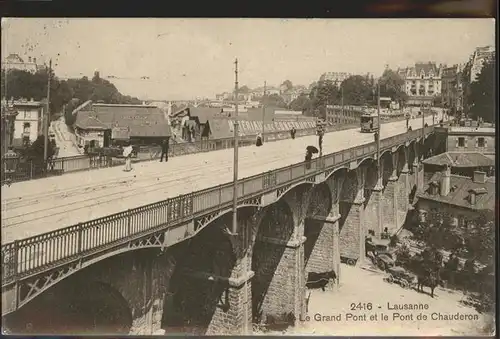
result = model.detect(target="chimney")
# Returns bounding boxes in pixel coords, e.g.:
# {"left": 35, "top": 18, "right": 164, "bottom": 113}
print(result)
{"left": 473, "top": 171, "right": 486, "bottom": 184}
{"left": 440, "top": 165, "right": 451, "bottom": 196}
{"left": 469, "top": 190, "right": 476, "bottom": 205}
{"left": 167, "top": 102, "right": 172, "bottom": 115}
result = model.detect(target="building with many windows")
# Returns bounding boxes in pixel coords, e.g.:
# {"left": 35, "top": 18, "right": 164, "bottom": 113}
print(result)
{"left": 441, "top": 64, "right": 464, "bottom": 113}
{"left": 1, "top": 99, "right": 45, "bottom": 148}
{"left": 397, "top": 62, "right": 443, "bottom": 106}
{"left": 318, "top": 72, "right": 352, "bottom": 86}
{"left": 465, "top": 46, "right": 495, "bottom": 84}
{"left": 1, "top": 54, "right": 39, "bottom": 73}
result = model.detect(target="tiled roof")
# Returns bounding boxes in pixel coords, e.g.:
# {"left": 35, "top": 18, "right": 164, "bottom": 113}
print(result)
{"left": 188, "top": 107, "right": 224, "bottom": 124}
{"left": 75, "top": 111, "right": 109, "bottom": 130}
{"left": 75, "top": 104, "right": 171, "bottom": 138}
{"left": 423, "top": 152, "right": 495, "bottom": 168}
{"left": 207, "top": 119, "right": 233, "bottom": 139}
{"left": 417, "top": 172, "right": 495, "bottom": 211}
{"left": 415, "top": 62, "right": 438, "bottom": 76}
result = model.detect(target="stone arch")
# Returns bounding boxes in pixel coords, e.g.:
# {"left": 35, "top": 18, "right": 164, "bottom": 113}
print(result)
{"left": 304, "top": 183, "right": 332, "bottom": 274}
{"left": 339, "top": 169, "right": 358, "bottom": 204}
{"left": 362, "top": 159, "right": 378, "bottom": 205}
{"left": 325, "top": 165, "right": 349, "bottom": 182}
{"left": 423, "top": 133, "right": 435, "bottom": 158}
{"left": 381, "top": 151, "right": 393, "bottom": 188}
{"left": 4, "top": 278, "right": 133, "bottom": 335}
{"left": 358, "top": 155, "right": 376, "bottom": 168}
{"left": 338, "top": 169, "right": 358, "bottom": 233}
{"left": 408, "top": 140, "right": 416, "bottom": 171}
{"left": 251, "top": 199, "right": 295, "bottom": 324}
{"left": 276, "top": 181, "right": 314, "bottom": 203}
{"left": 164, "top": 209, "right": 251, "bottom": 335}
{"left": 396, "top": 145, "right": 407, "bottom": 176}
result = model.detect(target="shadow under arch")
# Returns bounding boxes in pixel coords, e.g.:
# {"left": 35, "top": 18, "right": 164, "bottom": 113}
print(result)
{"left": 381, "top": 151, "right": 393, "bottom": 188}
{"left": 251, "top": 198, "right": 295, "bottom": 325}
{"left": 324, "top": 165, "right": 349, "bottom": 182}
{"left": 304, "top": 183, "right": 332, "bottom": 274}
{"left": 338, "top": 168, "right": 359, "bottom": 238}
{"left": 275, "top": 181, "right": 314, "bottom": 203}
{"left": 163, "top": 208, "right": 256, "bottom": 335}
{"left": 3, "top": 280, "right": 132, "bottom": 335}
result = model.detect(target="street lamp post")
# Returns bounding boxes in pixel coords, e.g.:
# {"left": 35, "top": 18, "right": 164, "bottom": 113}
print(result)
{"left": 231, "top": 58, "right": 239, "bottom": 236}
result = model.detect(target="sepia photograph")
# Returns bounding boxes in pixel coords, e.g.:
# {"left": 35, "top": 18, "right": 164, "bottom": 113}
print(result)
{"left": 0, "top": 18, "right": 496, "bottom": 336}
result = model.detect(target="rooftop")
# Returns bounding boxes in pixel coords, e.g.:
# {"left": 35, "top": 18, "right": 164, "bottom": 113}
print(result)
{"left": 423, "top": 152, "right": 495, "bottom": 168}
{"left": 417, "top": 172, "right": 495, "bottom": 211}
{"left": 75, "top": 103, "right": 171, "bottom": 138}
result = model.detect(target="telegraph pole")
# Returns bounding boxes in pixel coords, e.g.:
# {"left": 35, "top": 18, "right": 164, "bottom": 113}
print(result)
{"left": 43, "top": 58, "right": 52, "bottom": 165}
{"left": 341, "top": 85, "right": 344, "bottom": 116}
{"left": 231, "top": 58, "right": 239, "bottom": 236}
{"left": 261, "top": 80, "right": 266, "bottom": 141}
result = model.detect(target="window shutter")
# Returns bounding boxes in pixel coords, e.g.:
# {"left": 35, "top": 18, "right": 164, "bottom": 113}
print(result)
{"left": 484, "top": 139, "right": 487, "bottom": 148}
{"left": 465, "top": 138, "right": 468, "bottom": 148}
{"left": 456, "top": 138, "right": 459, "bottom": 148}
{"left": 475, "top": 138, "right": 478, "bottom": 148}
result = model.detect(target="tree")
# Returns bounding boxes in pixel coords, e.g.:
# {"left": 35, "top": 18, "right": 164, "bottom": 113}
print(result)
{"left": 340, "top": 75, "right": 373, "bottom": 106}
{"left": 308, "top": 80, "right": 340, "bottom": 117}
{"left": 378, "top": 69, "right": 408, "bottom": 106}
{"left": 239, "top": 85, "right": 250, "bottom": 94}
{"left": 64, "top": 98, "right": 81, "bottom": 126}
{"left": 281, "top": 80, "right": 293, "bottom": 91}
{"left": 289, "top": 94, "right": 311, "bottom": 112}
{"left": 27, "top": 134, "right": 56, "bottom": 162}
{"left": 468, "top": 60, "right": 495, "bottom": 123}
{"left": 262, "top": 93, "right": 287, "bottom": 109}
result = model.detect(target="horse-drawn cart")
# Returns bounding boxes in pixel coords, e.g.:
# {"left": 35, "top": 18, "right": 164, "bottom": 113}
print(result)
{"left": 384, "top": 266, "right": 416, "bottom": 289}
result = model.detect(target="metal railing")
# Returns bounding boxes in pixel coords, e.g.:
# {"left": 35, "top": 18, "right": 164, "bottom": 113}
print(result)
{"left": 1, "top": 114, "right": 413, "bottom": 185}
{"left": 1, "top": 126, "right": 436, "bottom": 285}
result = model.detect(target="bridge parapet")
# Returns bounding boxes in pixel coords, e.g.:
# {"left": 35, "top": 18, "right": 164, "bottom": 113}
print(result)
{"left": 1, "top": 126, "right": 436, "bottom": 316}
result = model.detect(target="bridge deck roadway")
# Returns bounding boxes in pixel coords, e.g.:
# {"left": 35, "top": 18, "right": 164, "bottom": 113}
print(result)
{"left": 1, "top": 114, "right": 440, "bottom": 243}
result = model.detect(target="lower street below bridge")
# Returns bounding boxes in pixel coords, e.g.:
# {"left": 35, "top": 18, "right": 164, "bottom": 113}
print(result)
{"left": 261, "top": 264, "right": 492, "bottom": 336}
{"left": 1, "top": 114, "right": 440, "bottom": 243}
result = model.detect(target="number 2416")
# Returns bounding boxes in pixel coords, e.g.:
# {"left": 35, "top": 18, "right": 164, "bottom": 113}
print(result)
{"left": 350, "top": 302, "right": 372, "bottom": 311}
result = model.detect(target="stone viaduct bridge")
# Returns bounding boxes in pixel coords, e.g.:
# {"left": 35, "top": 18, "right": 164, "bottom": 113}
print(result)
{"left": 1, "top": 126, "right": 438, "bottom": 335}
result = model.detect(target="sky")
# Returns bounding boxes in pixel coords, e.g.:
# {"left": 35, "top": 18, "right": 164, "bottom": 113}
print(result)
{"left": 1, "top": 18, "right": 495, "bottom": 101}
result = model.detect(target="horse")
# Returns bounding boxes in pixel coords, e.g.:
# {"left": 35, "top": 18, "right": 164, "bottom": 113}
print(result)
{"left": 416, "top": 267, "right": 440, "bottom": 298}
{"left": 306, "top": 271, "right": 337, "bottom": 291}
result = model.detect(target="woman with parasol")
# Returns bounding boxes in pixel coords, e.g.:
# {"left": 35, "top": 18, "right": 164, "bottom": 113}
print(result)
{"left": 305, "top": 145, "right": 318, "bottom": 169}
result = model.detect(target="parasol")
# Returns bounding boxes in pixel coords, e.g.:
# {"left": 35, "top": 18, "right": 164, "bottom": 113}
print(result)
{"left": 306, "top": 145, "right": 319, "bottom": 154}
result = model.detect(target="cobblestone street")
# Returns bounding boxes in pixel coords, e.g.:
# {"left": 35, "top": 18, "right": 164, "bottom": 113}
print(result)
{"left": 267, "top": 264, "right": 493, "bottom": 336}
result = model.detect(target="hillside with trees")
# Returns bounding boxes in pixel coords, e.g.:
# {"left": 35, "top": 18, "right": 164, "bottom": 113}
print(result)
{"left": 1, "top": 69, "right": 142, "bottom": 126}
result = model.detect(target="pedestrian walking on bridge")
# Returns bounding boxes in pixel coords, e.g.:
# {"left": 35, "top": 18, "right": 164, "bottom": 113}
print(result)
{"left": 160, "top": 138, "right": 169, "bottom": 162}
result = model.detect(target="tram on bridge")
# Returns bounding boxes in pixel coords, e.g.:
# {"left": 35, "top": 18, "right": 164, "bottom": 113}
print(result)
{"left": 360, "top": 112, "right": 379, "bottom": 133}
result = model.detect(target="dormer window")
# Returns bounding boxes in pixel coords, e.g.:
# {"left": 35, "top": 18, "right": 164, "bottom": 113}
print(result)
{"left": 468, "top": 187, "right": 487, "bottom": 205}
